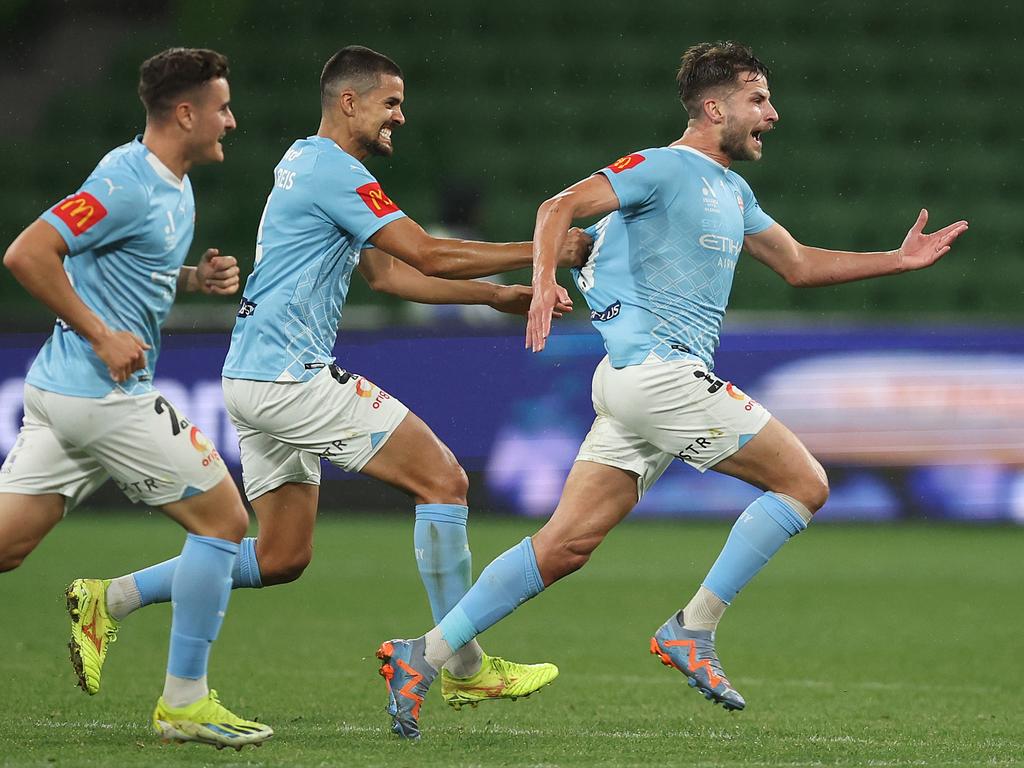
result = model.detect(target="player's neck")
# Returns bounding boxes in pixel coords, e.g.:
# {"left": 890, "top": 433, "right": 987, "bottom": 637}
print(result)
{"left": 141, "top": 128, "right": 189, "bottom": 179}
{"left": 316, "top": 119, "right": 369, "bottom": 162}
{"left": 671, "top": 128, "right": 731, "bottom": 168}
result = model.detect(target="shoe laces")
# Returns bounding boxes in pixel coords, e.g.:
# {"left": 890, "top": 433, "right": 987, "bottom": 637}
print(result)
{"left": 486, "top": 657, "right": 514, "bottom": 685}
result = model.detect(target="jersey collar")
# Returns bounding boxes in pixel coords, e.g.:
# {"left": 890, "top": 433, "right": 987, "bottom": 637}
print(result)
{"left": 669, "top": 144, "right": 730, "bottom": 173}
{"left": 136, "top": 137, "right": 186, "bottom": 191}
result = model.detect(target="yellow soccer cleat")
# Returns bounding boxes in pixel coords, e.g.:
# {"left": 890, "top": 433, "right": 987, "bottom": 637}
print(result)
{"left": 66, "top": 578, "right": 119, "bottom": 695}
{"left": 152, "top": 689, "right": 273, "bottom": 750}
{"left": 441, "top": 654, "right": 559, "bottom": 710}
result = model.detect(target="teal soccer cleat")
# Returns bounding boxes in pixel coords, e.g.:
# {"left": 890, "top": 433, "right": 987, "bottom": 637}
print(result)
{"left": 650, "top": 611, "right": 746, "bottom": 711}
{"left": 375, "top": 637, "right": 438, "bottom": 740}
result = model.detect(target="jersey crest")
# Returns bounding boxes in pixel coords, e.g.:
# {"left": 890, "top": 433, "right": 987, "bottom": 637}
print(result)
{"left": 51, "top": 192, "right": 108, "bottom": 235}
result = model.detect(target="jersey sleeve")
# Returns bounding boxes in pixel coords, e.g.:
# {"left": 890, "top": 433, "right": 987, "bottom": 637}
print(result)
{"left": 39, "top": 171, "right": 148, "bottom": 256}
{"left": 594, "top": 149, "right": 676, "bottom": 213}
{"left": 734, "top": 174, "right": 775, "bottom": 235}
{"left": 314, "top": 156, "right": 407, "bottom": 248}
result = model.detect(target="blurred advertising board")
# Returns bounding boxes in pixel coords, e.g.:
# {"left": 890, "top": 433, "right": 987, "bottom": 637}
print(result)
{"left": 1, "top": 324, "right": 1022, "bottom": 523}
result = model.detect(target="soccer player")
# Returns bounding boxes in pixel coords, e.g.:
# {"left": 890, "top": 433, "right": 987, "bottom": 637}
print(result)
{"left": 0, "top": 48, "right": 273, "bottom": 749}
{"left": 376, "top": 40, "right": 970, "bottom": 738}
{"left": 72, "top": 45, "right": 589, "bottom": 715}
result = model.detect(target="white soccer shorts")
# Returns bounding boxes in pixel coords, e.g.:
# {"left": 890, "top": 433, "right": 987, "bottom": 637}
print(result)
{"left": 576, "top": 355, "right": 772, "bottom": 497}
{"left": 0, "top": 384, "right": 228, "bottom": 511}
{"left": 221, "top": 365, "right": 409, "bottom": 501}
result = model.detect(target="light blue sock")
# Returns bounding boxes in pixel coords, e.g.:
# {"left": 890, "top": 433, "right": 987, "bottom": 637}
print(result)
{"left": 437, "top": 537, "right": 544, "bottom": 652}
{"left": 703, "top": 492, "right": 808, "bottom": 604}
{"left": 414, "top": 504, "right": 471, "bottom": 622}
{"left": 167, "top": 534, "right": 238, "bottom": 680}
{"left": 133, "top": 537, "right": 262, "bottom": 606}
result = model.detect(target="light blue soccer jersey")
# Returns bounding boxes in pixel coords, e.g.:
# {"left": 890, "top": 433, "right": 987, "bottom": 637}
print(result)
{"left": 26, "top": 137, "right": 195, "bottom": 397}
{"left": 222, "top": 136, "right": 406, "bottom": 382}
{"left": 571, "top": 145, "right": 775, "bottom": 370}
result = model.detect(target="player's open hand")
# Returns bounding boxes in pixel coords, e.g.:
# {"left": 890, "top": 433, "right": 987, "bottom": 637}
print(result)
{"left": 556, "top": 227, "right": 594, "bottom": 268}
{"left": 93, "top": 330, "right": 149, "bottom": 383}
{"left": 195, "top": 248, "right": 241, "bottom": 294}
{"left": 526, "top": 281, "right": 572, "bottom": 352}
{"left": 492, "top": 284, "right": 573, "bottom": 317}
{"left": 897, "top": 209, "right": 969, "bottom": 271}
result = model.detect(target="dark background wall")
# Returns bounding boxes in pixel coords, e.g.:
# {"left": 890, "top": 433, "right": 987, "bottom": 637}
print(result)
{"left": 1, "top": 0, "right": 1021, "bottom": 329}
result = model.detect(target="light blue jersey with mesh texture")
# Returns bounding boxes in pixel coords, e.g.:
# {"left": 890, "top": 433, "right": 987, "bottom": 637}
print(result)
{"left": 26, "top": 137, "right": 195, "bottom": 397}
{"left": 571, "top": 145, "right": 775, "bottom": 370}
{"left": 222, "top": 136, "right": 406, "bottom": 382}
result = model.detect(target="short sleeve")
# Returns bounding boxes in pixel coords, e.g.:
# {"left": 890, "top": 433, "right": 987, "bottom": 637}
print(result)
{"left": 39, "top": 171, "right": 148, "bottom": 256}
{"left": 734, "top": 175, "right": 775, "bottom": 235}
{"left": 314, "top": 155, "right": 406, "bottom": 248}
{"left": 594, "top": 150, "right": 676, "bottom": 213}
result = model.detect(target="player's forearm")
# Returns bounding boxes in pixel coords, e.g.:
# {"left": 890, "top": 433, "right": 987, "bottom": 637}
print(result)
{"left": 790, "top": 245, "right": 902, "bottom": 287}
{"left": 177, "top": 265, "right": 199, "bottom": 293}
{"left": 532, "top": 197, "right": 573, "bottom": 286}
{"left": 3, "top": 247, "right": 111, "bottom": 342}
{"left": 420, "top": 239, "right": 532, "bottom": 279}
{"left": 389, "top": 273, "right": 499, "bottom": 305}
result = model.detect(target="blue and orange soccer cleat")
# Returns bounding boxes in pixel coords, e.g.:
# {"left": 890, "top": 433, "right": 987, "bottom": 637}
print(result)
{"left": 376, "top": 638, "right": 438, "bottom": 740}
{"left": 650, "top": 611, "right": 746, "bottom": 711}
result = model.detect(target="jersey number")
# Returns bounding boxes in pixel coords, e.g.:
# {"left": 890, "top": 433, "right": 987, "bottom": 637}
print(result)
{"left": 154, "top": 396, "right": 182, "bottom": 436}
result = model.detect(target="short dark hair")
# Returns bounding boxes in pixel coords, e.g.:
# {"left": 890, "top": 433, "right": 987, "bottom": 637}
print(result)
{"left": 676, "top": 41, "right": 769, "bottom": 119}
{"left": 138, "top": 48, "right": 229, "bottom": 117}
{"left": 320, "top": 45, "right": 403, "bottom": 110}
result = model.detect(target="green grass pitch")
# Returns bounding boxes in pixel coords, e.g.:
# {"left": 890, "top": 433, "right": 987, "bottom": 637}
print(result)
{"left": 1, "top": 512, "right": 1021, "bottom": 767}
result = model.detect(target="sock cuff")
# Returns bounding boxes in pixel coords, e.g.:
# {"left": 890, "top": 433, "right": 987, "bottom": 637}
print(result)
{"left": 415, "top": 503, "right": 469, "bottom": 525}
{"left": 519, "top": 537, "right": 544, "bottom": 597}
{"left": 237, "top": 537, "right": 263, "bottom": 588}
{"left": 762, "top": 493, "right": 808, "bottom": 536}
{"left": 184, "top": 533, "right": 240, "bottom": 555}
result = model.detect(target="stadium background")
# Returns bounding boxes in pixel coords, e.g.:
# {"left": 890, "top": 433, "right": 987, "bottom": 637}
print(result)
{"left": 1, "top": 0, "right": 1022, "bottom": 523}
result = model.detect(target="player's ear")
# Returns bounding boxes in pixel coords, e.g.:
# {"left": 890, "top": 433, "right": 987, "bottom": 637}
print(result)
{"left": 338, "top": 89, "right": 358, "bottom": 118}
{"left": 173, "top": 101, "right": 195, "bottom": 131}
{"left": 703, "top": 97, "right": 725, "bottom": 124}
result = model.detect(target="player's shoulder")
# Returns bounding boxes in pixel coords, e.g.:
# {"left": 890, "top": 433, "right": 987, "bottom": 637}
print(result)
{"left": 305, "top": 137, "right": 377, "bottom": 182}
{"left": 83, "top": 140, "right": 153, "bottom": 201}
{"left": 603, "top": 146, "right": 680, "bottom": 175}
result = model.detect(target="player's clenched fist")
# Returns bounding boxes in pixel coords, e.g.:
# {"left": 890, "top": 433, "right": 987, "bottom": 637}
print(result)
{"left": 556, "top": 227, "right": 594, "bottom": 269}
{"left": 195, "top": 248, "right": 240, "bottom": 295}
{"left": 92, "top": 329, "right": 150, "bottom": 383}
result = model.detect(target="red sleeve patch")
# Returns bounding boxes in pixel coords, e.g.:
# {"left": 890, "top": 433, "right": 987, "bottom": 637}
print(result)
{"left": 356, "top": 182, "right": 400, "bottom": 218}
{"left": 606, "top": 153, "right": 646, "bottom": 174}
{"left": 50, "top": 192, "right": 108, "bottom": 235}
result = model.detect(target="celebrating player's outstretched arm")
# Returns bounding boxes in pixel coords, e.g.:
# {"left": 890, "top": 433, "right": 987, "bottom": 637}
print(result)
{"left": 358, "top": 248, "right": 573, "bottom": 317}
{"left": 743, "top": 208, "right": 968, "bottom": 287}
{"left": 370, "top": 216, "right": 592, "bottom": 279}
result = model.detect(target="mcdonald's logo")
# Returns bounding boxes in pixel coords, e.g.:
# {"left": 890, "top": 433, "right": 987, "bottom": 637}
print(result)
{"left": 50, "top": 192, "right": 108, "bottom": 235}
{"left": 607, "top": 153, "right": 646, "bottom": 174}
{"left": 356, "top": 182, "right": 400, "bottom": 218}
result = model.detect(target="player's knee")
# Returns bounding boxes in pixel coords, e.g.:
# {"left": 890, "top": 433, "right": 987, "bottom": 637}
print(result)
{"left": 417, "top": 459, "right": 469, "bottom": 505}
{"left": 546, "top": 534, "right": 602, "bottom": 581}
{"left": 259, "top": 545, "right": 312, "bottom": 585}
{"left": 0, "top": 544, "right": 31, "bottom": 573}
{"left": 805, "top": 461, "right": 830, "bottom": 513}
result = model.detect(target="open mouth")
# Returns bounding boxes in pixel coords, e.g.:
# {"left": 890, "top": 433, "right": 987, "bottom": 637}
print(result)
{"left": 379, "top": 126, "right": 392, "bottom": 142}
{"left": 751, "top": 130, "right": 763, "bottom": 145}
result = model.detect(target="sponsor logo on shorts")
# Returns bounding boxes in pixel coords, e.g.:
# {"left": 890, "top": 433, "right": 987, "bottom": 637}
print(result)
{"left": 51, "top": 192, "right": 108, "bottom": 234}
{"left": 607, "top": 153, "right": 645, "bottom": 173}
{"left": 356, "top": 182, "right": 400, "bottom": 218}
{"left": 354, "top": 378, "right": 375, "bottom": 398}
{"left": 189, "top": 425, "right": 222, "bottom": 467}
{"left": 318, "top": 439, "right": 347, "bottom": 459}
{"left": 694, "top": 371, "right": 758, "bottom": 411}
{"left": 590, "top": 301, "right": 621, "bottom": 322}
{"left": 677, "top": 436, "right": 713, "bottom": 464}
{"left": 116, "top": 477, "right": 164, "bottom": 496}
{"left": 726, "top": 382, "right": 747, "bottom": 400}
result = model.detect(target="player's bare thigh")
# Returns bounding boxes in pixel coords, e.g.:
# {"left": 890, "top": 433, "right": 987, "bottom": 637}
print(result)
{"left": 530, "top": 460, "right": 640, "bottom": 586}
{"left": 359, "top": 411, "right": 468, "bottom": 506}
{"left": 0, "top": 492, "right": 64, "bottom": 572}
{"left": 161, "top": 474, "right": 248, "bottom": 543}
{"left": 710, "top": 416, "right": 829, "bottom": 512}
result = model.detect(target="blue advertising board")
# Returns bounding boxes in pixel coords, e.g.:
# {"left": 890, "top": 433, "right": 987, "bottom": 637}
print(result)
{"left": 2, "top": 323, "right": 1022, "bottom": 522}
